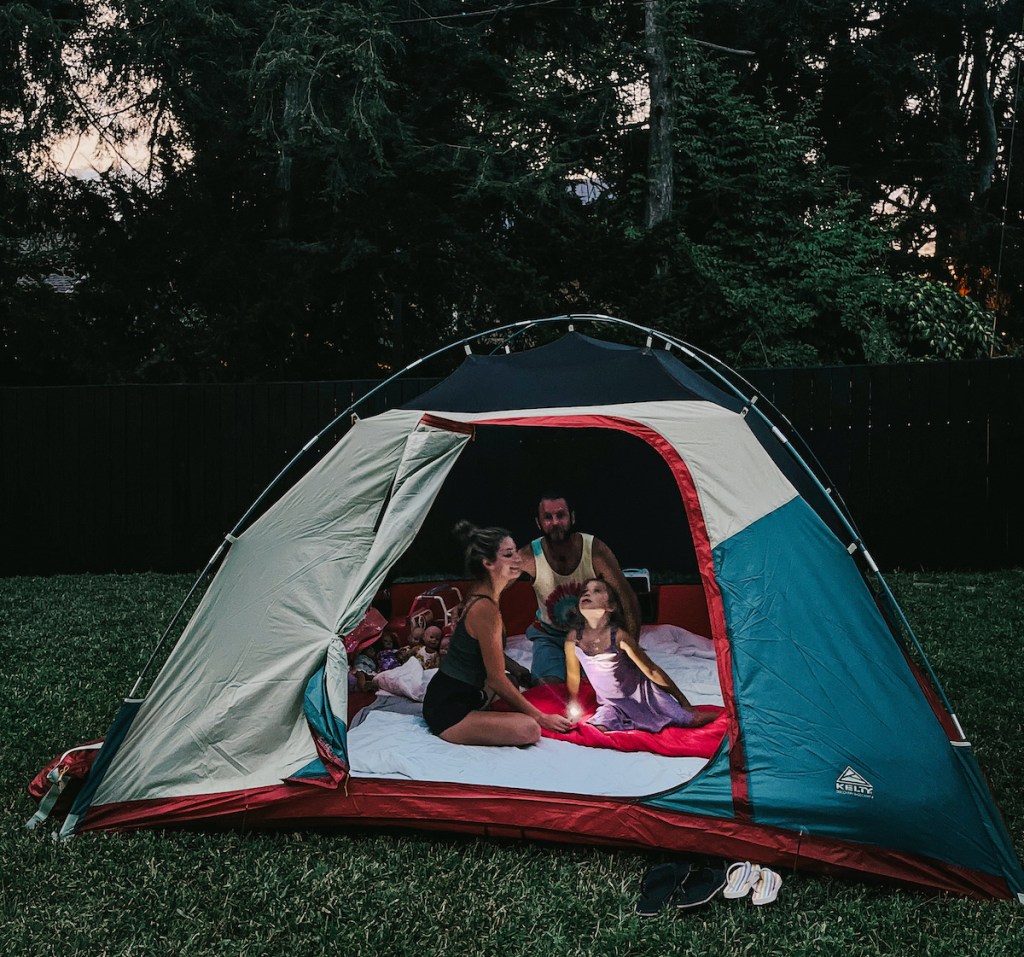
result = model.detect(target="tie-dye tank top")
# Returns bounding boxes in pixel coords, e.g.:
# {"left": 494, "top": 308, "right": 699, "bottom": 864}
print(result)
{"left": 530, "top": 533, "right": 595, "bottom": 637}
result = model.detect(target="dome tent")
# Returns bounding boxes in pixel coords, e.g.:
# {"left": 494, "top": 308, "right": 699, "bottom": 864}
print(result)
{"left": 39, "top": 317, "right": 1024, "bottom": 901}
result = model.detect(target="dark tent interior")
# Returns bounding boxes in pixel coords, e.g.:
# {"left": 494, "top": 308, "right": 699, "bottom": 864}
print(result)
{"left": 390, "top": 424, "right": 700, "bottom": 583}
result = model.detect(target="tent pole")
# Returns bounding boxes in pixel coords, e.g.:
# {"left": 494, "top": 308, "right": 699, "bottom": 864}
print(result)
{"left": 586, "top": 319, "right": 961, "bottom": 727}
{"left": 127, "top": 538, "right": 231, "bottom": 698}
{"left": 126, "top": 313, "right": 959, "bottom": 732}
{"left": 126, "top": 316, "right": 582, "bottom": 696}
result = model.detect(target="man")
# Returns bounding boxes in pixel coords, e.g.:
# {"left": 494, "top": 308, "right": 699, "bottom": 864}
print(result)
{"left": 517, "top": 493, "right": 641, "bottom": 684}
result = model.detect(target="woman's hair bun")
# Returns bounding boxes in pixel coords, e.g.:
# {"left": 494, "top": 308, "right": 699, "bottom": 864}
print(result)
{"left": 452, "top": 519, "right": 511, "bottom": 579}
{"left": 452, "top": 519, "right": 478, "bottom": 546}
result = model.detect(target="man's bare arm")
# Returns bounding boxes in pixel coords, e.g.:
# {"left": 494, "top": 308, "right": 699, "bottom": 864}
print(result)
{"left": 517, "top": 542, "right": 537, "bottom": 580}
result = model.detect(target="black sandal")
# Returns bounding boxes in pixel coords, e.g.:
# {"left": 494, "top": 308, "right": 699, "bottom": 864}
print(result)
{"left": 673, "top": 865, "right": 727, "bottom": 910}
{"left": 636, "top": 861, "right": 692, "bottom": 917}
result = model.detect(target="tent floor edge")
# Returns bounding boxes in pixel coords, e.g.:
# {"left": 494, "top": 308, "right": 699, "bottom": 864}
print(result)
{"left": 77, "top": 777, "right": 1013, "bottom": 901}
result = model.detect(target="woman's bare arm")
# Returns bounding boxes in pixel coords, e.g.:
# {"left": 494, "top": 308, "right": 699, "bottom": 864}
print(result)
{"left": 469, "top": 601, "right": 572, "bottom": 732}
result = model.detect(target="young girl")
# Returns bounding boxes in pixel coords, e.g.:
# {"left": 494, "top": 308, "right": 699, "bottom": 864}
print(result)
{"left": 564, "top": 577, "right": 716, "bottom": 732}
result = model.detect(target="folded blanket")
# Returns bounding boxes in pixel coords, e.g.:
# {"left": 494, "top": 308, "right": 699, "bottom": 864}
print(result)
{"left": 493, "top": 683, "right": 727, "bottom": 759}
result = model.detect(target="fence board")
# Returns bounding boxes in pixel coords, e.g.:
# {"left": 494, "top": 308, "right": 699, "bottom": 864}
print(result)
{"left": 844, "top": 365, "right": 871, "bottom": 535}
{"left": 988, "top": 363, "right": 1024, "bottom": 561}
{"left": 2, "top": 361, "right": 1022, "bottom": 575}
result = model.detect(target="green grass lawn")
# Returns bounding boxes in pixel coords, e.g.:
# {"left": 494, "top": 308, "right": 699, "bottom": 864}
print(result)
{"left": 2, "top": 571, "right": 1023, "bottom": 956}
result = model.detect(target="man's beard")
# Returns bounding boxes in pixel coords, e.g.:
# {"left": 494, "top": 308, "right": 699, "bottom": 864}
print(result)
{"left": 544, "top": 521, "right": 575, "bottom": 545}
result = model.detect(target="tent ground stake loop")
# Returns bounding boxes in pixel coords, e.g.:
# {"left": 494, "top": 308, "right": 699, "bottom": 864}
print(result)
{"left": 792, "top": 827, "right": 807, "bottom": 874}
{"left": 25, "top": 775, "right": 66, "bottom": 830}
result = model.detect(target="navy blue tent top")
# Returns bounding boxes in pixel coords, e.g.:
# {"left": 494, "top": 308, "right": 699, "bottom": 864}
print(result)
{"left": 406, "top": 331, "right": 850, "bottom": 544}
{"left": 407, "top": 333, "right": 744, "bottom": 413}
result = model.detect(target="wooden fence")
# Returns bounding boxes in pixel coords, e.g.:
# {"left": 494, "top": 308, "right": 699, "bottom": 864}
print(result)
{"left": 2, "top": 359, "right": 1021, "bottom": 575}
{"left": 745, "top": 360, "right": 1023, "bottom": 571}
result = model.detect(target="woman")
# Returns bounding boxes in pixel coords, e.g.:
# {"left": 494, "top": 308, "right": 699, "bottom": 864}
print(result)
{"left": 422, "top": 520, "right": 574, "bottom": 745}
{"left": 564, "top": 577, "right": 716, "bottom": 732}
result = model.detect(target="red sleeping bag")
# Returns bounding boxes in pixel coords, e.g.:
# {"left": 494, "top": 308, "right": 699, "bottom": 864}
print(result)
{"left": 493, "top": 683, "right": 727, "bottom": 758}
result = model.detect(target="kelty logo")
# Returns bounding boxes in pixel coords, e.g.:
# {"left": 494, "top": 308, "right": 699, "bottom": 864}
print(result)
{"left": 836, "top": 766, "right": 874, "bottom": 798}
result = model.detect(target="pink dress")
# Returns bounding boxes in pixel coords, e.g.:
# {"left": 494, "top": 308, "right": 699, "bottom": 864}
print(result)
{"left": 574, "top": 626, "right": 695, "bottom": 732}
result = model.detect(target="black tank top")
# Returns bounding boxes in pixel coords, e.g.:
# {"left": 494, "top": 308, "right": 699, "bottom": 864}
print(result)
{"left": 439, "top": 595, "right": 500, "bottom": 688}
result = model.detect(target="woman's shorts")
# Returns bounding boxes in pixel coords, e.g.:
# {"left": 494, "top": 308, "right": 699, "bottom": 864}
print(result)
{"left": 422, "top": 670, "right": 487, "bottom": 736}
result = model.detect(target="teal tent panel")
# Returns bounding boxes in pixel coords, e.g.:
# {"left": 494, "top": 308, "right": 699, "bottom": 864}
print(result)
{"left": 61, "top": 698, "right": 143, "bottom": 837}
{"left": 295, "top": 654, "right": 348, "bottom": 782}
{"left": 644, "top": 738, "right": 735, "bottom": 819}
{"left": 714, "top": 497, "right": 1023, "bottom": 887}
{"left": 950, "top": 746, "right": 1024, "bottom": 896}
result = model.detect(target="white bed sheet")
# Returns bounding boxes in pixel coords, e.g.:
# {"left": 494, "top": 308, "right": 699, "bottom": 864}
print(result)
{"left": 346, "top": 623, "right": 724, "bottom": 798}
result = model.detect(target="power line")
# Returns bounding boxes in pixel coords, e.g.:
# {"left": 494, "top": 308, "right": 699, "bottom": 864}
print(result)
{"left": 389, "top": 0, "right": 754, "bottom": 55}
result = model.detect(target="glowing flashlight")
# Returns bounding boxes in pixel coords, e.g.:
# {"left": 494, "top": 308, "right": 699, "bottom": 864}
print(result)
{"left": 567, "top": 702, "right": 583, "bottom": 722}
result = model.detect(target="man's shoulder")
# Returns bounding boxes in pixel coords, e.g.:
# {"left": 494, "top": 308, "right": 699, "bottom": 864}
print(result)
{"left": 518, "top": 538, "right": 541, "bottom": 567}
{"left": 589, "top": 535, "right": 622, "bottom": 566}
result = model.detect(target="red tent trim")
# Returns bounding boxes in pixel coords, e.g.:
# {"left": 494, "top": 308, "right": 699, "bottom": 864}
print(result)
{"left": 78, "top": 777, "right": 1009, "bottom": 900}
{"left": 476, "top": 413, "right": 750, "bottom": 820}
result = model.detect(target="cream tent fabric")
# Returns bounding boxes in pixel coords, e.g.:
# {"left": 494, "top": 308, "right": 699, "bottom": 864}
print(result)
{"left": 90, "top": 400, "right": 789, "bottom": 805}
{"left": 91, "top": 412, "right": 469, "bottom": 803}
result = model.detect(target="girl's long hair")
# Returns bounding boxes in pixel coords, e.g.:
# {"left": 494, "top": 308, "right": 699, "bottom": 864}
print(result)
{"left": 571, "top": 576, "right": 627, "bottom": 631}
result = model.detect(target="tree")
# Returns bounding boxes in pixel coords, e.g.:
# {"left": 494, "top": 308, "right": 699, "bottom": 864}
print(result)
{"left": 587, "top": 31, "right": 901, "bottom": 365}
{"left": 694, "top": 0, "right": 1024, "bottom": 349}
{"left": 4, "top": 0, "right": 1004, "bottom": 383}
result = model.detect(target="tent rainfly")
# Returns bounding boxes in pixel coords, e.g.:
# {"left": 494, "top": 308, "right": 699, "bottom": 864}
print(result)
{"left": 34, "top": 318, "right": 1024, "bottom": 902}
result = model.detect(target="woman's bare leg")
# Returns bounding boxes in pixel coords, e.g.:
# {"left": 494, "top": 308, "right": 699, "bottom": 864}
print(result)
{"left": 440, "top": 711, "right": 541, "bottom": 747}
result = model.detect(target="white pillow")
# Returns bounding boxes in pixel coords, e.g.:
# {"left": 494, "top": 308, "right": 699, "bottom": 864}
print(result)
{"left": 372, "top": 657, "right": 439, "bottom": 702}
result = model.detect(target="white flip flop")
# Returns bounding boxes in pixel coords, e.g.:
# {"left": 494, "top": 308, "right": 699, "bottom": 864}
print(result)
{"left": 750, "top": 866, "right": 782, "bottom": 905}
{"left": 722, "top": 861, "right": 761, "bottom": 899}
